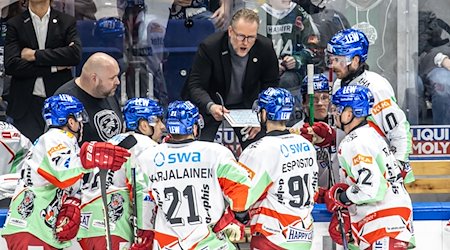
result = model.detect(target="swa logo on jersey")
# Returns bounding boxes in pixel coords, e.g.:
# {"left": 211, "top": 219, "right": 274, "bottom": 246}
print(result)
{"left": 154, "top": 152, "right": 201, "bottom": 166}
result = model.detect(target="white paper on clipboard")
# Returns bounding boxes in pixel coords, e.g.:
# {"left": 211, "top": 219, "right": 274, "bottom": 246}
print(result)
{"left": 223, "top": 109, "right": 260, "bottom": 128}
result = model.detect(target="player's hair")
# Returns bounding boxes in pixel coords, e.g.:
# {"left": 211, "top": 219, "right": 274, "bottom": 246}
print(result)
{"left": 230, "top": 8, "right": 260, "bottom": 28}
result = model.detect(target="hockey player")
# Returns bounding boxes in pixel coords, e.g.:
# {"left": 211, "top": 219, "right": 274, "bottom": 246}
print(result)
{"left": 138, "top": 100, "right": 255, "bottom": 249}
{"left": 0, "top": 121, "right": 32, "bottom": 174}
{"left": 325, "top": 85, "right": 414, "bottom": 249}
{"left": 257, "top": 0, "right": 318, "bottom": 90}
{"left": 290, "top": 74, "right": 336, "bottom": 197}
{"left": 78, "top": 97, "right": 166, "bottom": 250}
{"left": 1, "top": 94, "right": 130, "bottom": 249}
{"left": 0, "top": 122, "right": 32, "bottom": 202}
{"left": 326, "top": 28, "right": 414, "bottom": 183}
{"left": 290, "top": 73, "right": 335, "bottom": 148}
{"left": 238, "top": 87, "right": 319, "bottom": 250}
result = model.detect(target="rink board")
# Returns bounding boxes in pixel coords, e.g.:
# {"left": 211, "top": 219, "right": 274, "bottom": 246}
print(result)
{"left": 0, "top": 202, "right": 448, "bottom": 249}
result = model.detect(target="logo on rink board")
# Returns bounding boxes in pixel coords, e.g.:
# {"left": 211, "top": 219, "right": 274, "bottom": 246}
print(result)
{"left": 411, "top": 125, "right": 450, "bottom": 160}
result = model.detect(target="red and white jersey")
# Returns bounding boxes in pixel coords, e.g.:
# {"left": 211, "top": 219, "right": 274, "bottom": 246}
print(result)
{"left": 239, "top": 130, "right": 319, "bottom": 249}
{"left": 139, "top": 140, "right": 252, "bottom": 250}
{"left": 0, "top": 121, "right": 31, "bottom": 175}
{"left": 337, "top": 124, "right": 414, "bottom": 249}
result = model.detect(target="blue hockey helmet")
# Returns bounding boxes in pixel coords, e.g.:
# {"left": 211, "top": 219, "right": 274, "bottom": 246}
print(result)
{"left": 255, "top": 87, "right": 294, "bottom": 121}
{"left": 326, "top": 28, "right": 369, "bottom": 64}
{"left": 123, "top": 98, "right": 164, "bottom": 130}
{"left": 301, "top": 73, "right": 330, "bottom": 95}
{"left": 42, "top": 94, "right": 88, "bottom": 127}
{"left": 166, "top": 101, "right": 203, "bottom": 135}
{"left": 94, "top": 17, "right": 125, "bottom": 38}
{"left": 332, "top": 85, "right": 374, "bottom": 117}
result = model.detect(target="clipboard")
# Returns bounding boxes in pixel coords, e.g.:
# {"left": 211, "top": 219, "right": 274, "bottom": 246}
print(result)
{"left": 223, "top": 109, "right": 260, "bottom": 128}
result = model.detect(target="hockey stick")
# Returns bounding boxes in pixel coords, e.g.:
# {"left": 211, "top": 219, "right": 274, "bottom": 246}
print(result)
{"left": 307, "top": 64, "right": 314, "bottom": 126}
{"left": 327, "top": 67, "right": 349, "bottom": 250}
{"left": 215, "top": 92, "right": 241, "bottom": 249}
{"left": 99, "top": 169, "right": 112, "bottom": 250}
{"left": 216, "top": 92, "right": 226, "bottom": 146}
{"left": 99, "top": 135, "right": 137, "bottom": 250}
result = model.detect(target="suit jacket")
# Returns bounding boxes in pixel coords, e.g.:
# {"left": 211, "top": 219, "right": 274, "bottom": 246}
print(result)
{"left": 184, "top": 31, "right": 279, "bottom": 116}
{"left": 4, "top": 8, "right": 82, "bottom": 119}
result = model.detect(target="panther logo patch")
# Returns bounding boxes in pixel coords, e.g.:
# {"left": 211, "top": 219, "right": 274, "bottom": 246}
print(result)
{"left": 17, "top": 190, "right": 36, "bottom": 219}
{"left": 108, "top": 193, "right": 124, "bottom": 223}
{"left": 40, "top": 189, "right": 65, "bottom": 228}
{"left": 94, "top": 109, "right": 122, "bottom": 141}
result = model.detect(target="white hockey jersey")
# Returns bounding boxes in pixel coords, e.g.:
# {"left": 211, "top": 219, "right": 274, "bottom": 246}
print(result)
{"left": 337, "top": 124, "right": 414, "bottom": 249}
{"left": 332, "top": 70, "right": 414, "bottom": 183}
{"left": 0, "top": 121, "right": 31, "bottom": 174}
{"left": 138, "top": 140, "right": 254, "bottom": 250}
{"left": 239, "top": 130, "right": 319, "bottom": 249}
{"left": 2, "top": 128, "right": 89, "bottom": 249}
{"left": 78, "top": 132, "right": 157, "bottom": 242}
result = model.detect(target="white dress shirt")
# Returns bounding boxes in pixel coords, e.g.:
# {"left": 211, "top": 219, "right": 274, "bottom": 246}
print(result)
{"left": 30, "top": 7, "right": 50, "bottom": 98}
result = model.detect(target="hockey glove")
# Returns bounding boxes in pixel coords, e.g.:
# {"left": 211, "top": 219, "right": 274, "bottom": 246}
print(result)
{"left": 314, "top": 187, "right": 328, "bottom": 204}
{"left": 80, "top": 141, "right": 131, "bottom": 171}
{"left": 130, "top": 229, "right": 154, "bottom": 250}
{"left": 55, "top": 197, "right": 81, "bottom": 241}
{"left": 325, "top": 183, "right": 351, "bottom": 212}
{"left": 300, "top": 122, "right": 336, "bottom": 147}
{"left": 328, "top": 209, "right": 352, "bottom": 246}
{"left": 213, "top": 207, "right": 245, "bottom": 242}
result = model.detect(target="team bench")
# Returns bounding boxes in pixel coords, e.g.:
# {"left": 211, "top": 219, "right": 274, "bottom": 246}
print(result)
{"left": 406, "top": 161, "right": 450, "bottom": 194}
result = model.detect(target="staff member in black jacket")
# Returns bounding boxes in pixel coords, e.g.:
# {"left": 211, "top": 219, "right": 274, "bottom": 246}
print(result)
{"left": 4, "top": 0, "right": 81, "bottom": 142}
{"left": 184, "top": 8, "right": 279, "bottom": 149}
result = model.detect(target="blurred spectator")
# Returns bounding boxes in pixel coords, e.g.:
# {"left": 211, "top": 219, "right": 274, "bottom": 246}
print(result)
{"left": 418, "top": 10, "right": 450, "bottom": 124}
{"left": 295, "top": 0, "right": 350, "bottom": 73}
{"left": 4, "top": 0, "right": 82, "bottom": 142}
{"left": 256, "top": 0, "right": 318, "bottom": 126}
{"left": 257, "top": 0, "right": 318, "bottom": 89}
{"left": 74, "top": 0, "right": 97, "bottom": 20}
{"left": 183, "top": 8, "right": 279, "bottom": 149}
{"left": 55, "top": 52, "right": 123, "bottom": 143}
{"left": 123, "top": 0, "right": 170, "bottom": 105}
{"left": 0, "top": 2, "right": 25, "bottom": 121}
{"left": 170, "top": 0, "right": 231, "bottom": 30}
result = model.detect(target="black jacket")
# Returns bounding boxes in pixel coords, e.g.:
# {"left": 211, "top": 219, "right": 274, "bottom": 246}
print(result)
{"left": 4, "top": 8, "right": 81, "bottom": 119}
{"left": 184, "top": 31, "right": 279, "bottom": 115}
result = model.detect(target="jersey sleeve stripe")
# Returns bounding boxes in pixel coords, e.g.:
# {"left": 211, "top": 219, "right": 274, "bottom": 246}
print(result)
{"left": 37, "top": 167, "right": 83, "bottom": 189}
{"left": 218, "top": 177, "right": 250, "bottom": 211}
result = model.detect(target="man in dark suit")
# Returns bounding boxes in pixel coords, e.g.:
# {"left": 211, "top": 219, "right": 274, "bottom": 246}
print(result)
{"left": 184, "top": 8, "right": 279, "bottom": 149}
{"left": 4, "top": 0, "right": 81, "bottom": 142}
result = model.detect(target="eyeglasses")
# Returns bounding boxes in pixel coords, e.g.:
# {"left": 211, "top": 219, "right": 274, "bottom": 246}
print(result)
{"left": 232, "top": 28, "right": 257, "bottom": 43}
{"left": 313, "top": 93, "right": 330, "bottom": 104}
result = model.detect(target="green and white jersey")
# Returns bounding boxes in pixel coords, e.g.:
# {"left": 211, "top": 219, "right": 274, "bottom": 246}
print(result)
{"left": 139, "top": 140, "right": 253, "bottom": 250}
{"left": 337, "top": 125, "right": 414, "bottom": 249}
{"left": 1, "top": 128, "right": 89, "bottom": 249}
{"left": 78, "top": 132, "right": 157, "bottom": 242}
{"left": 332, "top": 70, "right": 414, "bottom": 183}
{"left": 239, "top": 131, "right": 319, "bottom": 249}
